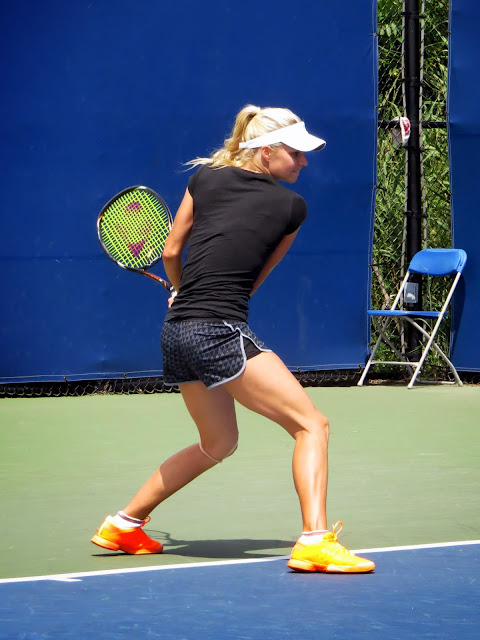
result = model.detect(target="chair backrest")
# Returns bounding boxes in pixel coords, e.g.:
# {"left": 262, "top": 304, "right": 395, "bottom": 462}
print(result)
{"left": 408, "top": 248, "right": 467, "bottom": 277}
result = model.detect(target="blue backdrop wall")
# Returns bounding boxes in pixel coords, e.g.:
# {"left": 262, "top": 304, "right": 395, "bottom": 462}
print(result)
{"left": 0, "top": 0, "right": 377, "bottom": 383}
{"left": 448, "top": 0, "right": 480, "bottom": 372}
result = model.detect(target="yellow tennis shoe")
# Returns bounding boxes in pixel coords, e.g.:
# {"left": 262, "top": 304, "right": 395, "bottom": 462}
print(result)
{"left": 91, "top": 516, "right": 163, "bottom": 555}
{"left": 287, "top": 522, "right": 375, "bottom": 573}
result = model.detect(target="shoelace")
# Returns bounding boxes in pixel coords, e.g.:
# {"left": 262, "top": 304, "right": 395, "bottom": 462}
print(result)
{"left": 322, "top": 521, "right": 358, "bottom": 558}
{"left": 322, "top": 520, "right": 343, "bottom": 542}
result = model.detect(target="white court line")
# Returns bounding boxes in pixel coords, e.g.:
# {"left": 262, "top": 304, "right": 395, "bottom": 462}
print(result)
{"left": 0, "top": 539, "right": 478, "bottom": 585}
{"left": 0, "top": 555, "right": 284, "bottom": 584}
{"left": 352, "top": 539, "right": 480, "bottom": 555}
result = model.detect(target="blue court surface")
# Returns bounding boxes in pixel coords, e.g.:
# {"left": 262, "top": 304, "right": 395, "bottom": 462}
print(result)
{"left": 0, "top": 541, "right": 478, "bottom": 639}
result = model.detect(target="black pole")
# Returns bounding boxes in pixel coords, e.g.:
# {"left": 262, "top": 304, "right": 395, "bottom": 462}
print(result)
{"left": 404, "top": 0, "right": 423, "bottom": 357}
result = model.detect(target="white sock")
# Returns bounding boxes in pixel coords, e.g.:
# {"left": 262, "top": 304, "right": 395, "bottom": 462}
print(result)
{"left": 298, "top": 530, "right": 329, "bottom": 545}
{"left": 109, "top": 511, "right": 144, "bottom": 529}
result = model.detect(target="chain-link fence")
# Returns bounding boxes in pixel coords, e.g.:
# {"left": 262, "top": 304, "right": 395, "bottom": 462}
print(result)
{"left": 0, "top": 369, "right": 362, "bottom": 399}
{"left": 373, "top": 0, "right": 452, "bottom": 379}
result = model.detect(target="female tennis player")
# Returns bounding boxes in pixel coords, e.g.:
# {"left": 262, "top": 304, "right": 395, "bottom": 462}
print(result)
{"left": 91, "top": 105, "right": 375, "bottom": 573}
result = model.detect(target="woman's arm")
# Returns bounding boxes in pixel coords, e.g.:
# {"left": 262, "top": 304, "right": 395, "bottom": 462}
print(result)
{"left": 250, "top": 229, "right": 299, "bottom": 296}
{"left": 162, "top": 188, "right": 194, "bottom": 292}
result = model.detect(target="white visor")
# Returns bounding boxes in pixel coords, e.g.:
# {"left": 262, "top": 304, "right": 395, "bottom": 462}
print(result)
{"left": 238, "top": 121, "right": 326, "bottom": 152}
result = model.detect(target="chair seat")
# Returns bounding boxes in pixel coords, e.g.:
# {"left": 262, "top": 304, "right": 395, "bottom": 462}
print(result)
{"left": 368, "top": 310, "right": 442, "bottom": 318}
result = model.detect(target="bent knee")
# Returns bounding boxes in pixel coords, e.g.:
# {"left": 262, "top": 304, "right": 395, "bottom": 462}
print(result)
{"left": 300, "top": 410, "right": 329, "bottom": 440}
{"left": 199, "top": 437, "right": 238, "bottom": 464}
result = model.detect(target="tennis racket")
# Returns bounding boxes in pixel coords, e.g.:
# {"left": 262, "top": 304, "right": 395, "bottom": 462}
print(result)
{"left": 97, "top": 186, "right": 176, "bottom": 295}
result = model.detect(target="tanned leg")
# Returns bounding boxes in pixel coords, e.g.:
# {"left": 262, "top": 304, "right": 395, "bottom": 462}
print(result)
{"left": 225, "top": 352, "right": 329, "bottom": 531}
{"left": 123, "top": 383, "right": 239, "bottom": 521}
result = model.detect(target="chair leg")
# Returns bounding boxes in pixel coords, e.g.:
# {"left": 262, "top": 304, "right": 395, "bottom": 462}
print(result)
{"left": 406, "top": 317, "right": 462, "bottom": 388}
{"left": 357, "top": 342, "right": 379, "bottom": 386}
{"left": 431, "top": 346, "right": 463, "bottom": 386}
{"left": 358, "top": 318, "right": 392, "bottom": 386}
{"left": 407, "top": 271, "right": 464, "bottom": 388}
{"left": 414, "top": 341, "right": 463, "bottom": 386}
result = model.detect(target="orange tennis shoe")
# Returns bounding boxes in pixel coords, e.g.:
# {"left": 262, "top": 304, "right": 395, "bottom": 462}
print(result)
{"left": 91, "top": 516, "right": 163, "bottom": 555}
{"left": 287, "top": 522, "right": 375, "bottom": 573}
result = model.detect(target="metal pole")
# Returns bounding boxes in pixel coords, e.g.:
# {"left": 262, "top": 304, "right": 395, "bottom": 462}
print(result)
{"left": 404, "top": 0, "right": 423, "bottom": 358}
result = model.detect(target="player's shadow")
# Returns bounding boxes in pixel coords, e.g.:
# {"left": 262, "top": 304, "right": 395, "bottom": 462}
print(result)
{"left": 92, "top": 528, "right": 293, "bottom": 559}
{"left": 155, "top": 529, "right": 294, "bottom": 559}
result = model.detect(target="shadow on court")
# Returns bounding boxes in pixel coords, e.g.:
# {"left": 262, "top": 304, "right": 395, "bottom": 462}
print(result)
{"left": 92, "top": 531, "right": 293, "bottom": 560}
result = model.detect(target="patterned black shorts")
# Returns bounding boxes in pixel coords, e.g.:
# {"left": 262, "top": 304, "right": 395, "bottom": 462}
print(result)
{"left": 161, "top": 320, "right": 270, "bottom": 389}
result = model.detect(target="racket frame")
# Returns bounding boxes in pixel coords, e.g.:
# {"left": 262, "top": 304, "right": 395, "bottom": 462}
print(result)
{"left": 97, "top": 185, "right": 175, "bottom": 293}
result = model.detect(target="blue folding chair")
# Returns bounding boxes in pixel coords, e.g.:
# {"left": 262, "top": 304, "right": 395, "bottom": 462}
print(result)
{"left": 358, "top": 248, "right": 467, "bottom": 389}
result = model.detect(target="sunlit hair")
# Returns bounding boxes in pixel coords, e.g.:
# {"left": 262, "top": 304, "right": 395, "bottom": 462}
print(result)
{"left": 185, "top": 105, "right": 301, "bottom": 169}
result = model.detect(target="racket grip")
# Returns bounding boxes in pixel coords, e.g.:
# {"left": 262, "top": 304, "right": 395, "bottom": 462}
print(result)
{"left": 169, "top": 286, "right": 177, "bottom": 299}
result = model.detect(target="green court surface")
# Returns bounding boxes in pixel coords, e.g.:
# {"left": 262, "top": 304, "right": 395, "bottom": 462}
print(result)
{"left": 1, "top": 385, "right": 479, "bottom": 579}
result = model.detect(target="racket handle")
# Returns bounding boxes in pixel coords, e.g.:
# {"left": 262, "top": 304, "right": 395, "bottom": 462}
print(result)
{"left": 140, "top": 270, "right": 176, "bottom": 295}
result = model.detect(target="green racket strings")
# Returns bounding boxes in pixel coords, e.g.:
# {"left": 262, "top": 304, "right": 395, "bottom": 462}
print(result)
{"left": 100, "top": 189, "right": 171, "bottom": 269}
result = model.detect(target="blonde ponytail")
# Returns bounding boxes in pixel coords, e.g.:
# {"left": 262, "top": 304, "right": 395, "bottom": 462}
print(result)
{"left": 186, "top": 104, "right": 301, "bottom": 169}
